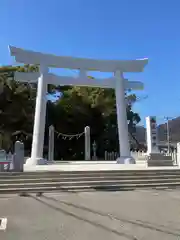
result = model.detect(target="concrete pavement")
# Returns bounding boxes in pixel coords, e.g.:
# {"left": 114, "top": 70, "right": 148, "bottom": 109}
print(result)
{"left": 0, "top": 190, "right": 180, "bottom": 239}
{"left": 23, "top": 161, "right": 180, "bottom": 172}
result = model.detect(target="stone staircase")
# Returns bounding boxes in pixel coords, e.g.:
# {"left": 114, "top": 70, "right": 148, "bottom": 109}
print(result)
{"left": 135, "top": 155, "right": 147, "bottom": 166}
{"left": 147, "top": 153, "right": 174, "bottom": 166}
{"left": 0, "top": 169, "right": 180, "bottom": 194}
{"left": 135, "top": 153, "right": 175, "bottom": 167}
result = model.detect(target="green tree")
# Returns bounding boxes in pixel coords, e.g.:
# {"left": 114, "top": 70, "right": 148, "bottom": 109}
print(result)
{"left": 0, "top": 65, "right": 38, "bottom": 149}
{"left": 47, "top": 86, "right": 104, "bottom": 160}
{"left": 50, "top": 86, "right": 141, "bottom": 159}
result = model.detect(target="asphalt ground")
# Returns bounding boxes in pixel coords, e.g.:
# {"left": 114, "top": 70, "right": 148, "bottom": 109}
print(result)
{"left": 0, "top": 189, "right": 180, "bottom": 240}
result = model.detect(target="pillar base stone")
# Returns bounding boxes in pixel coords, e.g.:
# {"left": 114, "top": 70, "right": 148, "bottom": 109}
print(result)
{"left": 25, "top": 157, "right": 48, "bottom": 166}
{"left": 116, "top": 156, "right": 135, "bottom": 164}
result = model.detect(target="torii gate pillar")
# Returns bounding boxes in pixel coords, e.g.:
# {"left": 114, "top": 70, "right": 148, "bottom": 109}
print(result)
{"left": 115, "top": 71, "right": 134, "bottom": 163}
{"left": 26, "top": 67, "right": 48, "bottom": 165}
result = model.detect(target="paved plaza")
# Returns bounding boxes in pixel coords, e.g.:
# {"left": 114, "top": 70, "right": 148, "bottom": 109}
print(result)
{"left": 0, "top": 189, "right": 180, "bottom": 239}
{"left": 23, "top": 161, "right": 180, "bottom": 172}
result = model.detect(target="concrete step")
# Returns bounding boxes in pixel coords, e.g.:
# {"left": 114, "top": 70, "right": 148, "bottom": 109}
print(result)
{"left": 1, "top": 168, "right": 180, "bottom": 193}
{"left": 135, "top": 162, "right": 147, "bottom": 165}
{"left": 1, "top": 169, "right": 180, "bottom": 179}
{"left": 148, "top": 161, "right": 174, "bottom": 166}
{"left": 0, "top": 181, "right": 180, "bottom": 194}
{"left": 1, "top": 168, "right": 180, "bottom": 174}
{"left": 1, "top": 174, "right": 180, "bottom": 184}
{"left": 0, "top": 178, "right": 180, "bottom": 189}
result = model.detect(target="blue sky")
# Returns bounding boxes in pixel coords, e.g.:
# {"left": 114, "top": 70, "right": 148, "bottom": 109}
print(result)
{"left": 1, "top": 0, "right": 180, "bottom": 125}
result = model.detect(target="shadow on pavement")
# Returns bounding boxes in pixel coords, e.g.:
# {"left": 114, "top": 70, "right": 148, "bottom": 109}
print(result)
{"left": 42, "top": 195, "right": 180, "bottom": 237}
{"left": 31, "top": 195, "right": 138, "bottom": 240}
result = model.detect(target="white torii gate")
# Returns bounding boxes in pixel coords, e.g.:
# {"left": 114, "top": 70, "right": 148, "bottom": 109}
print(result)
{"left": 9, "top": 46, "right": 148, "bottom": 165}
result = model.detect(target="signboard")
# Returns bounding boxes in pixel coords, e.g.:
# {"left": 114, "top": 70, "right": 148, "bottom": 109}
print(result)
{"left": 146, "top": 116, "right": 158, "bottom": 154}
{"left": 150, "top": 117, "right": 158, "bottom": 148}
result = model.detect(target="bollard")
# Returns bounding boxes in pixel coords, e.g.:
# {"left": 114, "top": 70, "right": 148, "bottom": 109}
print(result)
{"left": 14, "top": 141, "right": 24, "bottom": 172}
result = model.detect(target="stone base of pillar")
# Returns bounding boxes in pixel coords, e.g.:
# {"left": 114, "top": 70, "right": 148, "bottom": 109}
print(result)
{"left": 25, "top": 157, "right": 48, "bottom": 166}
{"left": 116, "top": 156, "right": 135, "bottom": 164}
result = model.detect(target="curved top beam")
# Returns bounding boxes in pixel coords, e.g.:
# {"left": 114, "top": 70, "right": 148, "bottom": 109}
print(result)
{"left": 9, "top": 45, "right": 148, "bottom": 73}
